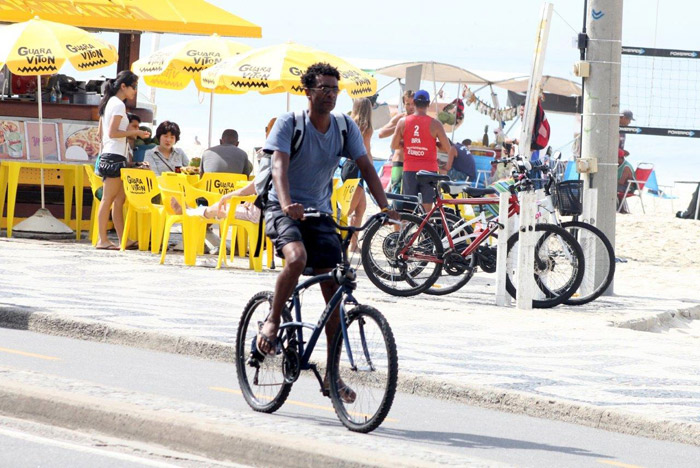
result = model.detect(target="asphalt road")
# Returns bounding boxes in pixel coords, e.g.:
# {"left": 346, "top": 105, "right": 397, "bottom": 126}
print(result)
{"left": 0, "top": 415, "right": 248, "bottom": 468}
{"left": 0, "top": 327, "right": 698, "bottom": 467}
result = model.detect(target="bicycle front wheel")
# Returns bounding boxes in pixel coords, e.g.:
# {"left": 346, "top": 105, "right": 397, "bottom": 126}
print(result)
{"left": 329, "top": 305, "right": 398, "bottom": 433}
{"left": 361, "top": 212, "right": 443, "bottom": 297}
{"left": 505, "top": 224, "right": 585, "bottom": 308}
{"left": 561, "top": 221, "right": 615, "bottom": 306}
{"left": 236, "top": 291, "right": 293, "bottom": 413}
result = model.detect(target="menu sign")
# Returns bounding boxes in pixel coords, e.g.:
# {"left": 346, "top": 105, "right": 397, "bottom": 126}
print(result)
{"left": 25, "top": 121, "right": 60, "bottom": 161}
{"left": 0, "top": 120, "right": 26, "bottom": 159}
{"left": 62, "top": 123, "right": 100, "bottom": 161}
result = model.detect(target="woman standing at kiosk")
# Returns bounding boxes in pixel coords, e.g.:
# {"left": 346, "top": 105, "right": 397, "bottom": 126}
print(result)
{"left": 96, "top": 70, "right": 150, "bottom": 250}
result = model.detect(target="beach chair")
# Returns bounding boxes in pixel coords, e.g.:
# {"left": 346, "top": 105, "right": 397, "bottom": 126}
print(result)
{"left": 473, "top": 155, "right": 494, "bottom": 188}
{"left": 618, "top": 162, "right": 654, "bottom": 214}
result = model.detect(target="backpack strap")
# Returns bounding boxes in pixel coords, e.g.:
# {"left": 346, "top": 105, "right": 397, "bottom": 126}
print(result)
{"left": 334, "top": 112, "right": 349, "bottom": 156}
{"left": 291, "top": 111, "right": 306, "bottom": 157}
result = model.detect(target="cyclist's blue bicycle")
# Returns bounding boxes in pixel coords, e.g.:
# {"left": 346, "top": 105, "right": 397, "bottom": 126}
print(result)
{"left": 236, "top": 211, "right": 399, "bottom": 433}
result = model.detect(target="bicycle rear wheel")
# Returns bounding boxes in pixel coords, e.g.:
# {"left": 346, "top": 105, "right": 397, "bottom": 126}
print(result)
{"left": 236, "top": 291, "right": 293, "bottom": 413}
{"left": 561, "top": 221, "right": 615, "bottom": 305}
{"left": 505, "top": 224, "right": 585, "bottom": 308}
{"left": 329, "top": 305, "right": 398, "bottom": 433}
{"left": 361, "top": 212, "right": 443, "bottom": 296}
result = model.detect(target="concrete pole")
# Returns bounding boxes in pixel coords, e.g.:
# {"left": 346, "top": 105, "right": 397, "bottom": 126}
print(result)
{"left": 580, "top": 0, "right": 623, "bottom": 295}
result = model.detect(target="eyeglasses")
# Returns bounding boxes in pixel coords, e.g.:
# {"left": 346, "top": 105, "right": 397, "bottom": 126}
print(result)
{"left": 308, "top": 86, "right": 340, "bottom": 96}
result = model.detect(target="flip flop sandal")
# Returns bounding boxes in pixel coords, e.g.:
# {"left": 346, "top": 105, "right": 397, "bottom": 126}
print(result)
{"left": 96, "top": 244, "right": 119, "bottom": 250}
{"left": 255, "top": 331, "right": 279, "bottom": 357}
{"left": 322, "top": 381, "right": 357, "bottom": 404}
{"left": 125, "top": 242, "right": 139, "bottom": 250}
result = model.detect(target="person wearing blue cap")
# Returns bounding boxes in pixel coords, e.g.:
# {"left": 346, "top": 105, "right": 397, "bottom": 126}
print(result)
{"left": 390, "top": 89, "right": 451, "bottom": 211}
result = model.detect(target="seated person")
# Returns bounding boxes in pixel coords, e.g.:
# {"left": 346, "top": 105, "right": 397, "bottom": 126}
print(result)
{"left": 444, "top": 140, "right": 476, "bottom": 182}
{"left": 143, "top": 121, "right": 189, "bottom": 175}
{"left": 200, "top": 129, "right": 253, "bottom": 176}
{"left": 617, "top": 148, "right": 636, "bottom": 214}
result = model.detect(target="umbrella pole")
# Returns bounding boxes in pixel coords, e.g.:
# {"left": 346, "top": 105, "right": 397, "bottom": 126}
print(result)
{"left": 432, "top": 63, "right": 439, "bottom": 116}
{"left": 208, "top": 92, "right": 214, "bottom": 147}
{"left": 12, "top": 76, "right": 72, "bottom": 239}
{"left": 37, "top": 76, "right": 45, "bottom": 209}
{"left": 286, "top": 93, "right": 290, "bottom": 112}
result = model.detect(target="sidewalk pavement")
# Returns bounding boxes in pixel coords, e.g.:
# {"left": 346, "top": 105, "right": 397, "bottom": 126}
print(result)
{"left": 1, "top": 237, "right": 699, "bottom": 445}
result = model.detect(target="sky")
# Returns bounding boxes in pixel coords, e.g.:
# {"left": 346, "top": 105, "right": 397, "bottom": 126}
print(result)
{"left": 81, "top": 0, "right": 700, "bottom": 185}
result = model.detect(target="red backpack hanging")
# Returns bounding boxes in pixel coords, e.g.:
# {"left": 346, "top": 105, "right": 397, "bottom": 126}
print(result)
{"left": 530, "top": 99, "right": 550, "bottom": 150}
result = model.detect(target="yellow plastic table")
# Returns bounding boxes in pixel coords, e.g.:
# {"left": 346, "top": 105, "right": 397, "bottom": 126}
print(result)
{"left": 0, "top": 160, "right": 84, "bottom": 239}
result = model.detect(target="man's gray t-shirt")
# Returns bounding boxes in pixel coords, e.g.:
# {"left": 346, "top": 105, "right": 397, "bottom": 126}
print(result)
{"left": 200, "top": 144, "right": 252, "bottom": 176}
{"left": 263, "top": 111, "right": 366, "bottom": 214}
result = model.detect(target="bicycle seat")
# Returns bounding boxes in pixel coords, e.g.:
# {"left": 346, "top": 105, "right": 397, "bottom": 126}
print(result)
{"left": 416, "top": 170, "right": 449, "bottom": 185}
{"left": 464, "top": 187, "right": 498, "bottom": 197}
{"left": 438, "top": 181, "right": 471, "bottom": 196}
{"left": 385, "top": 192, "right": 420, "bottom": 203}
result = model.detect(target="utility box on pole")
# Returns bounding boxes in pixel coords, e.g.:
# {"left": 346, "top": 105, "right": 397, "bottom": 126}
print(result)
{"left": 580, "top": 0, "right": 624, "bottom": 295}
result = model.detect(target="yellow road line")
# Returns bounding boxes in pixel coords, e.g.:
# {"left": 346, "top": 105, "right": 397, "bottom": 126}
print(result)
{"left": 597, "top": 459, "right": 645, "bottom": 468}
{"left": 209, "top": 386, "right": 398, "bottom": 422}
{"left": 0, "top": 346, "right": 61, "bottom": 361}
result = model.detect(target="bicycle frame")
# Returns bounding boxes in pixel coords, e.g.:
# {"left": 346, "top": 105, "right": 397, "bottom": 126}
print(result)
{"left": 278, "top": 273, "right": 360, "bottom": 372}
{"left": 398, "top": 190, "right": 520, "bottom": 262}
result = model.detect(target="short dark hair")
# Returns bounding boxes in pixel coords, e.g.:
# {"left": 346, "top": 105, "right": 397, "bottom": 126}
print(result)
{"left": 462, "top": 138, "right": 472, "bottom": 146}
{"left": 301, "top": 62, "right": 340, "bottom": 89}
{"left": 221, "top": 129, "right": 238, "bottom": 143}
{"left": 127, "top": 113, "right": 141, "bottom": 124}
{"left": 155, "top": 120, "right": 180, "bottom": 142}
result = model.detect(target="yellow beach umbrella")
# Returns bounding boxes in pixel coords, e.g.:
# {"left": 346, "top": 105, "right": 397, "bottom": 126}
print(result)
{"left": 201, "top": 41, "right": 377, "bottom": 103}
{"left": 0, "top": 17, "right": 117, "bottom": 75}
{"left": 132, "top": 34, "right": 252, "bottom": 145}
{"left": 0, "top": 17, "right": 117, "bottom": 237}
{"left": 132, "top": 35, "right": 251, "bottom": 92}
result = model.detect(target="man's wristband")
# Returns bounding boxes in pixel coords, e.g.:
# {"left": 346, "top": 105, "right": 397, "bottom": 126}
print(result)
{"left": 380, "top": 206, "right": 390, "bottom": 213}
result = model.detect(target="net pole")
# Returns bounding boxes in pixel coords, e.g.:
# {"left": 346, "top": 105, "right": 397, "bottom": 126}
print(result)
{"left": 581, "top": 0, "right": 624, "bottom": 296}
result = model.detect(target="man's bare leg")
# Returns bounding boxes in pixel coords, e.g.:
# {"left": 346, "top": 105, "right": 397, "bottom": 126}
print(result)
{"left": 257, "top": 241, "right": 306, "bottom": 354}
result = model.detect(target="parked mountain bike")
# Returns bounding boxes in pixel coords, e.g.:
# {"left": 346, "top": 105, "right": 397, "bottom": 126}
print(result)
{"left": 361, "top": 157, "right": 586, "bottom": 308}
{"left": 236, "top": 211, "right": 399, "bottom": 433}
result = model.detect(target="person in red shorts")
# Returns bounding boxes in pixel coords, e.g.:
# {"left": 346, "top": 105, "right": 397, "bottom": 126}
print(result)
{"left": 390, "top": 89, "right": 451, "bottom": 211}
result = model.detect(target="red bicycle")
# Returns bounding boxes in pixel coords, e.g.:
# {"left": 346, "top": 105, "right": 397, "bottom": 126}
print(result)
{"left": 360, "top": 157, "right": 586, "bottom": 308}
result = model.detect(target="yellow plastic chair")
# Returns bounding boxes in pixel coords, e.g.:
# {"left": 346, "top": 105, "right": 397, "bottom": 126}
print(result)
{"left": 197, "top": 172, "right": 248, "bottom": 195}
{"left": 215, "top": 194, "right": 272, "bottom": 271}
{"left": 84, "top": 164, "right": 103, "bottom": 246}
{"left": 181, "top": 182, "right": 226, "bottom": 256}
{"left": 157, "top": 175, "right": 208, "bottom": 266}
{"left": 195, "top": 175, "right": 264, "bottom": 260}
{"left": 120, "top": 169, "right": 165, "bottom": 253}
{"left": 333, "top": 178, "right": 361, "bottom": 227}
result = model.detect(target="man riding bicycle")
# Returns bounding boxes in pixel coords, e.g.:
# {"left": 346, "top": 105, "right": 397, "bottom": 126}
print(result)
{"left": 257, "top": 62, "right": 399, "bottom": 399}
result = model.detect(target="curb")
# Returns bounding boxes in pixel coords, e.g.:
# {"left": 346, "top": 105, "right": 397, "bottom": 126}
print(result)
{"left": 2, "top": 305, "right": 700, "bottom": 447}
{"left": 0, "top": 381, "right": 425, "bottom": 468}
{"left": 611, "top": 304, "right": 700, "bottom": 332}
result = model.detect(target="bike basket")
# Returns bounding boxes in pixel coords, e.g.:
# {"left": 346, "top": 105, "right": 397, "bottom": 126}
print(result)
{"left": 552, "top": 180, "right": 583, "bottom": 216}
